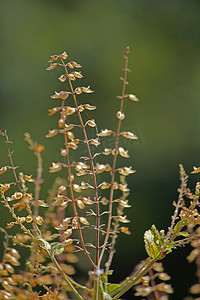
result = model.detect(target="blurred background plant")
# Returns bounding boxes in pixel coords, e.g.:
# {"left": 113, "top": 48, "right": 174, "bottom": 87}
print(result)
{"left": 0, "top": 1, "right": 200, "bottom": 299}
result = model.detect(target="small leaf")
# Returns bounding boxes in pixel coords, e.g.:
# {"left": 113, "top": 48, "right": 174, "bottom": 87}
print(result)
{"left": 107, "top": 284, "right": 121, "bottom": 293}
{"left": 178, "top": 231, "right": 190, "bottom": 237}
{"left": 50, "top": 242, "right": 64, "bottom": 256}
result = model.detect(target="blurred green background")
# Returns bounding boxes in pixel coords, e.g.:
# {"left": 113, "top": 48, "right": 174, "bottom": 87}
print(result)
{"left": 1, "top": 0, "right": 200, "bottom": 298}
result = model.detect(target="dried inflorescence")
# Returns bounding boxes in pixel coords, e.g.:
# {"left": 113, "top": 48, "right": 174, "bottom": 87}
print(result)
{"left": 1, "top": 48, "right": 200, "bottom": 299}
{"left": 0, "top": 48, "right": 139, "bottom": 299}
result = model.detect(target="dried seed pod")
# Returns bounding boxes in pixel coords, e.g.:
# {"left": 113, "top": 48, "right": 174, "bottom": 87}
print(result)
{"left": 128, "top": 94, "right": 139, "bottom": 101}
{"left": 51, "top": 91, "right": 69, "bottom": 100}
{"left": 48, "top": 107, "right": 61, "bottom": 116}
{"left": 58, "top": 118, "right": 66, "bottom": 128}
{"left": 101, "top": 197, "right": 109, "bottom": 205}
{"left": 0, "top": 166, "right": 7, "bottom": 175}
{"left": 74, "top": 162, "right": 89, "bottom": 172}
{"left": 85, "top": 104, "right": 96, "bottom": 110}
{"left": 46, "top": 129, "right": 58, "bottom": 138}
{"left": 35, "top": 216, "right": 44, "bottom": 225}
{"left": 62, "top": 106, "right": 76, "bottom": 116}
{"left": 72, "top": 218, "right": 78, "bottom": 228}
{"left": 76, "top": 199, "right": 85, "bottom": 209}
{"left": 4, "top": 264, "right": 15, "bottom": 274}
{"left": 113, "top": 182, "right": 119, "bottom": 190}
{"left": 81, "top": 86, "right": 93, "bottom": 93}
{"left": 73, "top": 184, "right": 82, "bottom": 193}
{"left": 82, "top": 197, "right": 93, "bottom": 205}
{"left": 67, "top": 131, "right": 75, "bottom": 140}
{"left": 49, "top": 162, "right": 62, "bottom": 173}
{"left": 58, "top": 74, "right": 67, "bottom": 82}
{"left": 60, "top": 124, "right": 74, "bottom": 132}
{"left": 48, "top": 55, "right": 58, "bottom": 62}
{"left": 118, "top": 183, "right": 130, "bottom": 192}
{"left": 80, "top": 181, "right": 92, "bottom": 189}
{"left": 68, "top": 73, "right": 76, "bottom": 81}
{"left": 75, "top": 87, "right": 82, "bottom": 94}
{"left": 57, "top": 185, "right": 66, "bottom": 194}
{"left": 119, "top": 200, "right": 131, "bottom": 208}
{"left": 121, "top": 131, "right": 138, "bottom": 140}
{"left": 105, "top": 164, "right": 111, "bottom": 172}
{"left": 68, "top": 174, "right": 74, "bottom": 182}
{"left": 77, "top": 105, "right": 84, "bottom": 112}
{"left": 23, "top": 174, "right": 34, "bottom": 182}
{"left": 69, "top": 141, "right": 79, "bottom": 150}
{"left": 9, "top": 249, "right": 20, "bottom": 259}
{"left": 46, "top": 63, "right": 58, "bottom": 71}
{"left": 26, "top": 215, "right": 33, "bottom": 223}
{"left": 116, "top": 111, "right": 125, "bottom": 120}
{"left": 67, "top": 61, "right": 82, "bottom": 68}
{"left": 100, "top": 182, "right": 110, "bottom": 189}
{"left": 10, "top": 192, "right": 23, "bottom": 200}
{"left": 191, "top": 166, "right": 200, "bottom": 174}
{"left": 63, "top": 239, "right": 73, "bottom": 246}
{"left": 87, "top": 119, "right": 96, "bottom": 127}
{"left": 118, "top": 147, "right": 130, "bottom": 158}
{"left": 102, "top": 148, "right": 112, "bottom": 155}
{"left": 63, "top": 229, "right": 73, "bottom": 239}
{"left": 118, "top": 166, "right": 136, "bottom": 176}
{"left": 98, "top": 129, "right": 113, "bottom": 137}
{"left": 35, "top": 144, "right": 45, "bottom": 153}
{"left": 95, "top": 164, "right": 106, "bottom": 174}
{"left": 60, "top": 148, "right": 67, "bottom": 156}
{"left": 72, "top": 71, "right": 83, "bottom": 78}
{"left": 0, "top": 183, "right": 10, "bottom": 192}
{"left": 90, "top": 138, "right": 100, "bottom": 147}
{"left": 120, "top": 227, "right": 131, "bottom": 235}
{"left": 117, "top": 215, "right": 130, "bottom": 223}
{"left": 79, "top": 217, "right": 90, "bottom": 226}
{"left": 61, "top": 51, "right": 68, "bottom": 59}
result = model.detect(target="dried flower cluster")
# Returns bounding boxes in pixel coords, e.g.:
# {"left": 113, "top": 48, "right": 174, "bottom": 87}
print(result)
{"left": 1, "top": 48, "right": 200, "bottom": 299}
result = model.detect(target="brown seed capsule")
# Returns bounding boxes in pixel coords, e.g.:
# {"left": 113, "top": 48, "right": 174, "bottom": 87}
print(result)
{"left": 35, "top": 216, "right": 44, "bottom": 226}
{"left": 0, "top": 166, "right": 7, "bottom": 175}
{"left": 79, "top": 217, "right": 90, "bottom": 226}
{"left": 26, "top": 215, "right": 33, "bottom": 223}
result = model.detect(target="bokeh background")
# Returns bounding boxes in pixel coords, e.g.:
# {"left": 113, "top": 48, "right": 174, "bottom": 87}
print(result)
{"left": 1, "top": 0, "right": 200, "bottom": 299}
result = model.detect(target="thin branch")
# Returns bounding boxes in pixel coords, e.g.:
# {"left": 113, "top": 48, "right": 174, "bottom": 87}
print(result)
{"left": 99, "top": 46, "right": 130, "bottom": 265}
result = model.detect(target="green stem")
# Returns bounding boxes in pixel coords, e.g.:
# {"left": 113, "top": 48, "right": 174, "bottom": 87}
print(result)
{"left": 51, "top": 255, "right": 84, "bottom": 300}
{"left": 111, "top": 258, "right": 156, "bottom": 299}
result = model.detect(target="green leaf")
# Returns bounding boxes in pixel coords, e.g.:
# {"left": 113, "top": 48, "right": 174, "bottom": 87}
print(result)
{"left": 107, "top": 283, "right": 121, "bottom": 293}
{"left": 50, "top": 242, "right": 64, "bottom": 256}
{"left": 178, "top": 231, "right": 190, "bottom": 237}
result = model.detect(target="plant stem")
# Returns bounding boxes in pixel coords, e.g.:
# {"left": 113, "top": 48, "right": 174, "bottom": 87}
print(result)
{"left": 111, "top": 257, "right": 156, "bottom": 299}
{"left": 51, "top": 255, "right": 84, "bottom": 300}
{"left": 61, "top": 58, "right": 100, "bottom": 267}
{"left": 99, "top": 46, "right": 130, "bottom": 265}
